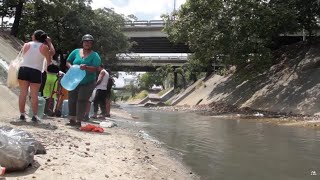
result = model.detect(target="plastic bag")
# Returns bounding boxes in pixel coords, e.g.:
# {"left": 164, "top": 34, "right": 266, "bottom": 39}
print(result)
{"left": 7, "top": 50, "right": 23, "bottom": 88}
{"left": 80, "top": 124, "right": 104, "bottom": 133}
{"left": 0, "top": 126, "right": 40, "bottom": 171}
{"left": 89, "top": 88, "right": 97, "bottom": 102}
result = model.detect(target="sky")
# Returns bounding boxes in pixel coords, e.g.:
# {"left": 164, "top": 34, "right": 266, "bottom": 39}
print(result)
{"left": 91, "top": 0, "right": 187, "bottom": 87}
{"left": 91, "top": 0, "right": 186, "bottom": 20}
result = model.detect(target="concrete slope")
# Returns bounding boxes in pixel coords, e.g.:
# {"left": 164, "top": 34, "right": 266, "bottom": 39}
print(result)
{"left": 0, "top": 84, "right": 19, "bottom": 118}
{"left": 176, "top": 43, "right": 320, "bottom": 115}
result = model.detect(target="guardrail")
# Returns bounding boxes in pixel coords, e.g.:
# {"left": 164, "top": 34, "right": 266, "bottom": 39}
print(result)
{"left": 117, "top": 55, "right": 188, "bottom": 61}
{"left": 124, "top": 20, "right": 166, "bottom": 27}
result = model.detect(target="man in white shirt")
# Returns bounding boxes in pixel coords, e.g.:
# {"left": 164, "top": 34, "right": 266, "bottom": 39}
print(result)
{"left": 92, "top": 64, "right": 109, "bottom": 118}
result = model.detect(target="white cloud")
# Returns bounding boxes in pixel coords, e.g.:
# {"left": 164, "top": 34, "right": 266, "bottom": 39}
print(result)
{"left": 91, "top": 0, "right": 186, "bottom": 20}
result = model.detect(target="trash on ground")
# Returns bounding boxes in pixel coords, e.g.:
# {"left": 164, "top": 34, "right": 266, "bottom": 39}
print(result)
{"left": 100, "top": 121, "right": 117, "bottom": 128}
{"left": 80, "top": 124, "right": 104, "bottom": 133}
{"left": 0, "top": 126, "right": 45, "bottom": 172}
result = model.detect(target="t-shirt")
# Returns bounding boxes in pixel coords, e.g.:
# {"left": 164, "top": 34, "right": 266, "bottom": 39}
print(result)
{"left": 67, "top": 49, "right": 101, "bottom": 85}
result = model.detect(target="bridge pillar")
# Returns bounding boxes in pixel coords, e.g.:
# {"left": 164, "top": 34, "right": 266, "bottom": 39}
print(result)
{"left": 173, "top": 71, "right": 178, "bottom": 89}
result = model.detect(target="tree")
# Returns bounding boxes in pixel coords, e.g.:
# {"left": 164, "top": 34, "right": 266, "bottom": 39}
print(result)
{"left": 13, "top": 0, "right": 129, "bottom": 69}
{"left": 163, "top": 0, "right": 318, "bottom": 73}
{"left": 0, "top": 0, "right": 16, "bottom": 27}
{"left": 138, "top": 72, "right": 164, "bottom": 90}
{"left": 10, "top": 0, "right": 24, "bottom": 36}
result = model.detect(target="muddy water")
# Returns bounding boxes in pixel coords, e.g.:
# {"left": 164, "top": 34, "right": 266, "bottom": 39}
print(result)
{"left": 124, "top": 106, "right": 320, "bottom": 180}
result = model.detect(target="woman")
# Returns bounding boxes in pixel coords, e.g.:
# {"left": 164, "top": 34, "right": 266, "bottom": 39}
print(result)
{"left": 18, "top": 30, "right": 51, "bottom": 122}
{"left": 66, "top": 34, "right": 101, "bottom": 127}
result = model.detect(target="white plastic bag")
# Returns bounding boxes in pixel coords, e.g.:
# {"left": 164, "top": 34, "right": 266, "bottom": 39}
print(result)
{"left": 7, "top": 50, "right": 23, "bottom": 88}
{"left": 89, "top": 88, "right": 97, "bottom": 102}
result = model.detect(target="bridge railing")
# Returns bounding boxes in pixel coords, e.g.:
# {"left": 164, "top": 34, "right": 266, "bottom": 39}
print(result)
{"left": 117, "top": 55, "right": 188, "bottom": 61}
{"left": 124, "top": 20, "right": 166, "bottom": 27}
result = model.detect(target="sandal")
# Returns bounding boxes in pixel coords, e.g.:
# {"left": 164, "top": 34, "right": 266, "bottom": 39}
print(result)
{"left": 66, "top": 120, "right": 76, "bottom": 126}
{"left": 74, "top": 122, "right": 82, "bottom": 128}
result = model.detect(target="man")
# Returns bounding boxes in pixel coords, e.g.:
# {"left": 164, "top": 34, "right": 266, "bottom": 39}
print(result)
{"left": 91, "top": 65, "right": 109, "bottom": 118}
{"left": 105, "top": 69, "right": 114, "bottom": 118}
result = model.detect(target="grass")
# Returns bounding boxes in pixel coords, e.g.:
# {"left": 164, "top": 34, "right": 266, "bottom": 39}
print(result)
{"left": 129, "top": 90, "right": 149, "bottom": 101}
{"left": 157, "top": 88, "right": 171, "bottom": 96}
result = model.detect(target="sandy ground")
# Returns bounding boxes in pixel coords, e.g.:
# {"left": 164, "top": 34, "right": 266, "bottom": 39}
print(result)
{"left": 0, "top": 85, "right": 197, "bottom": 180}
{"left": 0, "top": 114, "right": 197, "bottom": 180}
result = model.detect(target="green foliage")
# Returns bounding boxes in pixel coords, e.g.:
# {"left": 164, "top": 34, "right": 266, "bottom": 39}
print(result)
{"left": 4, "top": 0, "right": 130, "bottom": 64}
{"left": 129, "top": 90, "right": 148, "bottom": 101}
{"left": 157, "top": 88, "right": 170, "bottom": 96}
{"left": 163, "top": 0, "right": 320, "bottom": 74}
{"left": 139, "top": 72, "right": 164, "bottom": 90}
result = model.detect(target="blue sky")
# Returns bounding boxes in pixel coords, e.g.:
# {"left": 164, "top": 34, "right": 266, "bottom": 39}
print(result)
{"left": 91, "top": 0, "right": 186, "bottom": 20}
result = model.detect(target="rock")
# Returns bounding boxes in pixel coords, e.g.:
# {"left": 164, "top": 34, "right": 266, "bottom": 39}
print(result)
{"left": 74, "top": 145, "right": 79, "bottom": 148}
{"left": 136, "top": 148, "right": 141, "bottom": 151}
{"left": 86, "top": 148, "right": 90, "bottom": 151}
{"left": 32, "top": 176, "right": 36, "bottom": 178}
{"left": 105, "top": 175, "right": 109, "bottom": 178}
{"left": 152, "top": 154, "right": 155, "bottom": 157}
{"left": 47, "top": 159, "right": 51, "bottom": 162}
{"left": 143, "top": 142, "right": 146, "bottom": 144}
{"left": 85, "top": 142, "right": 90, "bottom": 146}
{"left": 144, "top": 156, "right": 150, "bottom": 159}
{"left": 189, "top": 172, "right": 193, "bottom": 174}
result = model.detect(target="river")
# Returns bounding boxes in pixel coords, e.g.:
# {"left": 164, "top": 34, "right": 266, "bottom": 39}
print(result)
{"left": 123, "top": 105, "right": 320, "bottom": 180}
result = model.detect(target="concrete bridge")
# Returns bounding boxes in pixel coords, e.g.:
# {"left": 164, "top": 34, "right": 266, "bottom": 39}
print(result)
{"left": 122, "top": 20, "right": 191, "bottom": 53}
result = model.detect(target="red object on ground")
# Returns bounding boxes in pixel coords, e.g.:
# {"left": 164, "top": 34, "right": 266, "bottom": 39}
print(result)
{"left": 80, "top": 124, "right": 104, "bottom": 133}
{"left": 0, "top": 166, "right": 5, "bottom": 176}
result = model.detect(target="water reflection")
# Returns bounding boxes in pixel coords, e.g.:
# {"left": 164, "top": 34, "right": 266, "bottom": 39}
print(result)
{"left": 124, "top": 106, "right": 320, "bottom": 180}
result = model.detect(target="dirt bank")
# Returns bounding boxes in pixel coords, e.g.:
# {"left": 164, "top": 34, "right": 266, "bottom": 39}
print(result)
{"left": 0, "top": 109, "right": 197, "bottom": 180}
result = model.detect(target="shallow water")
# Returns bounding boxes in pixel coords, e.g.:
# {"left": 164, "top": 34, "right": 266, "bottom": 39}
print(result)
{"left": 123, "top": 105, "right": 320, "bottom": 180}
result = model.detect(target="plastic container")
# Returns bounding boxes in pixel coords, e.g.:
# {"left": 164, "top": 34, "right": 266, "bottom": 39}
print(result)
{"left": 0, "top": 165, "right": 6, "bottom": 176}
{"left": 61, "top": 100, "right": 69, "bottom": 118}
{"left": 60, "top": 65, "right": 86, "bottom": 91}
{"left": 89, "top": 102, "right": 94, "bottom": 117}
{"left": 28, "top": 93, "right": 46, "bottom": 119}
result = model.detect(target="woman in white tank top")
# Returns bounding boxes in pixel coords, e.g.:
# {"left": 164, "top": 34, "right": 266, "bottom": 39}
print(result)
{"left": 17, "top": 30, "right": 52, "bottom": 122}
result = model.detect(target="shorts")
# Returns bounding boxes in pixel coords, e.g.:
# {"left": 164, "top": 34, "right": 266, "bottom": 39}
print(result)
{"left": 106, "top": 90, "right": 111, "bottom": 99}
{"left": 18, "top": 66, "right": 42, "bottom": 84}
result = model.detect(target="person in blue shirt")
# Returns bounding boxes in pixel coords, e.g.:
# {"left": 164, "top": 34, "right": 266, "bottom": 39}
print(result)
{"left": 66, "top": 34, "right": 101, "bottom": 127}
